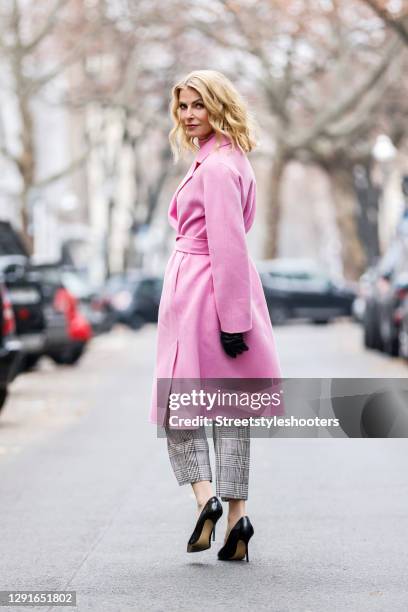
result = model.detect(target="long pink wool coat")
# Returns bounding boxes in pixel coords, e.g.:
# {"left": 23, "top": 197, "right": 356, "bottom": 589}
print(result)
{"left": 149, "top": 131, "right": 283, "bottom": 426}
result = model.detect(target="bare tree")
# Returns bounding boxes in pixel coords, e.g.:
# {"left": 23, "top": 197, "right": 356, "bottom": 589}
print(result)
{"left": 191, "top": 0, "right": 406, "bottom": 278}
{"left": 67, "top": 1, "right": 238, "bottom": 274}
{"left": 72, "top": 30, "right": 193, "bottom": 272}
{"left": 0, "top": 0, "right": 103, "bottom": 252}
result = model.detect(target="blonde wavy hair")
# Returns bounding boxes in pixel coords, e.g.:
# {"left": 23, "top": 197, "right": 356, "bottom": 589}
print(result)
{"left": 169, "top": 70, "right": 259, "bottom": 163}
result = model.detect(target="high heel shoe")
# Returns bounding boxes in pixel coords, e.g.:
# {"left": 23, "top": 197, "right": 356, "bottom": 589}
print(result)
{"left": 217, "top": 516, "right": 254, "bottom": 562}
{"left": 187, "top": 496, "right": 223, "bottom": 553}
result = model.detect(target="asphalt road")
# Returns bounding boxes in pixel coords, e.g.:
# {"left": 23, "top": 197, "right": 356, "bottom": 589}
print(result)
{"left": 0, "top": 321, "right": 407, "bottom": 611}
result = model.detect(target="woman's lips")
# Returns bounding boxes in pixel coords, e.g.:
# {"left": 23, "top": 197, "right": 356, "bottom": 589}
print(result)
{"left": 187, "top": 125, "right": 199, "bottom": 128}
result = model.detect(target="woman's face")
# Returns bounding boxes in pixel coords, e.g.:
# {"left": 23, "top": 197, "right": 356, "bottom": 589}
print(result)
{"left": 178, "top": 87, "right": 214, "bottom": 141}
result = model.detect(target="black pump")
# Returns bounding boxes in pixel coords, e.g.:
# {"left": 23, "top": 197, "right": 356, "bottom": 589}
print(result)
{"left": 217, "top": 516, "right": 254, "bottom": 562}
{"left": 187, "top": 496, "right": 223, "bottom": 553}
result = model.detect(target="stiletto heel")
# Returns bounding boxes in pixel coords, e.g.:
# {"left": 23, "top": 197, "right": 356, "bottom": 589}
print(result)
{"left": 187, "top": 496, "right": 223, "bottom": 553}
{"left": 217, "top": 516, "right": 254, "bottom": 562}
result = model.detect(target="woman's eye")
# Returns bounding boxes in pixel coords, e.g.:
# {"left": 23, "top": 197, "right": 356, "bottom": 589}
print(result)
{"left": 179, "top": 103, "right": 203, "bottom": 109}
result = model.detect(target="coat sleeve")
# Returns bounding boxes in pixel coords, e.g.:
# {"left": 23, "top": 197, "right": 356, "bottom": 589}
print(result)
{"left": 202, "top": 160, "right": 252, "bottom": 333}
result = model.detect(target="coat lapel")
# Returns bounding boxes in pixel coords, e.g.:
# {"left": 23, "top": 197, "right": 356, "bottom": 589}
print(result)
{"left": 175, "top": 160, "right": 200, "bottom": 197}
{"left": 168, "top": 160, "right": 199, "bottom": 226}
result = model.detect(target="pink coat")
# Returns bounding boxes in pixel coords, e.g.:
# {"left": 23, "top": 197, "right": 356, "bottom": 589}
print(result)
{"left": 149, "top": 131, "right": 283, "bottom": 426}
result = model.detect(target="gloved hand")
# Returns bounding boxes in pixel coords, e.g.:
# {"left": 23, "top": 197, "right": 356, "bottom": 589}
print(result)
{"left": 220, "top": 331, "right": 249, "bottom": 358}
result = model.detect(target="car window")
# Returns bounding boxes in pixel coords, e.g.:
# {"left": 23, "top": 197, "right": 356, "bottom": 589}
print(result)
{"left": 264, "top": 270, "right": 330, "bottom": 291}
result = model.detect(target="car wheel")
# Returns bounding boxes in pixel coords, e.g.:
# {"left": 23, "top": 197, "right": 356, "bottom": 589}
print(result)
{"left": 363, "top": 316, "right": 374, "bottom": 348}
{"left": 363, "top": 306, "right": 382, "bottom": 351}
{"left": 48, "top": 344, "right": 86, "bottom": 366}
{"left": 0, "top": 387, "right": 8, "bottom": 412}
{"left": 23, "top": 353, "right": 42, "bottom": 371}
{"left": 312, "top": 319, "right": 330, "bottom": 325}
{"left": 379, "top": 312, "right": 398, "bottom": 355}
{"left": 128, "top": 314, "right": 145, "bottom": 330}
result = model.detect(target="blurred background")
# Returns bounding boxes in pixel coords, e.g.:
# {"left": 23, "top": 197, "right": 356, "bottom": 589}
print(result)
{"left": 1, "top": 0, "right": 408, "bottom": 417}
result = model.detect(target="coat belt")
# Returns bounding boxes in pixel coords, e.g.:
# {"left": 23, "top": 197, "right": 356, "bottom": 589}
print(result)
{"left": 175, "top": 234, "right": 209, "bottom": 255}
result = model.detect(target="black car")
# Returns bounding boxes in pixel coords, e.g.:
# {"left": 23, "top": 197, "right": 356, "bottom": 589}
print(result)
{"left": 257, "top": 258, "right": 356, "bottom": 325}
{"left": 103, "top": 272, "right": 163, "bottom": 330}
{"left": 0, "top": 256, "right": 47, "bottom": 369}
{"left": 0, "top": 223, "right": 85, "bottom": 370}
{"left": 0, "top": 280, "right": 23, "bottom": 412}
{"left": 0, "top": 222, "right": 48, "bottom": 368}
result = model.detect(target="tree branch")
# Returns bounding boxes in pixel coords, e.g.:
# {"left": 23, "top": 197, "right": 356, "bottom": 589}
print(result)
{"left": 23, "top": 0, "right": 70, "bottom": 54}
{"left": 25, "top": 23, "right": 101, "bottom": 95}
{"left": 363, "top": 0, "right": 408, "bottom": 45}
{"left": 290, "top": 35, "right": 403, "bottom": 151}
{"left": 33, "top": 147, "right": 90, "bottom": 189}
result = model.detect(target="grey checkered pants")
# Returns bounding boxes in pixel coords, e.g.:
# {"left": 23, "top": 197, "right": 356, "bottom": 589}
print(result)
{"left": 164, "top": 420, "right": 250, "bottom": 501}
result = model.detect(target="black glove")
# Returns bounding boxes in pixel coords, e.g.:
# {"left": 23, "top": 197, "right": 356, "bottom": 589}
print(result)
{"left": 220, "top": 331, "right": 249, "bottom": 358}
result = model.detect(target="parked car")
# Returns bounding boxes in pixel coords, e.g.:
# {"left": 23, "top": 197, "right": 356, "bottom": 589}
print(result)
{"left": 378, "top": 271, "right": 408, "bottom": 357}
{"left": 60, "top": 268, "right": 116, "bottom": 335}
{"left": 0, "top": 256, "right": 47, "bottom": 370}
{"left": 49, "top": 285, "right": 92, "bottom": 364}
{"left": 362, "top": 229, "right": 408, "bottom": 356}
{"left": 29, "top": 262, "right": 115, "bottom": 336}
{"left": 27, "top": 262, "right": 93, "bottom": 365}
{"left": 256, "top": 258, "right": 356, "bottom": 325}
{"left": 0, "top": 223, "right": 93, "bottom": 368}
{"left": 0, "top": 222, "right": 49, "bottom": 370}
{"left": 102, "top": 272, "right": 163, "bottom": 330}
{"left": 0, "top": 281, "right": 23, "bottom": 412}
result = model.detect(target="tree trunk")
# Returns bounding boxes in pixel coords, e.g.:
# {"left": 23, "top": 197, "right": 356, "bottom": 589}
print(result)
{"left": 328, "top": 164, "right": 367, "bottom": 280}
{"left": 15, "top": 67, "right": 36, "bottom": 254}
{"left": 20, "top": 190, "right": 34, "bottom": 255}
{"left": 264, "top": 150, "right": 287, "bottom": 259}
{"left": 352, "top": 158, "right": 381, "bottom": 266}
{"left": 105, "top": 197, "right": 115, "bottom": 278}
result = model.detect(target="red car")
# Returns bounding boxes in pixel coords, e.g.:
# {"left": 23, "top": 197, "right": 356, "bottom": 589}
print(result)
{"left": 49, "top": 286, "right": 93, "bottom": 364}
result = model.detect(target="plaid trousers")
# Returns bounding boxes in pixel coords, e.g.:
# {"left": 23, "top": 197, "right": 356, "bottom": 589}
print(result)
{"left": 164, "top": 419, "right": 250, "bottom": 501}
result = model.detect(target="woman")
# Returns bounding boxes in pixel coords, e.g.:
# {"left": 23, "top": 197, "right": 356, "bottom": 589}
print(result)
{"left": 149, "top": 70, "right": 282, "bottom": 562}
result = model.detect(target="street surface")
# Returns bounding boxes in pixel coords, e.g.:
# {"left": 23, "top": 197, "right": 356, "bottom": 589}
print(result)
{"left": 0, "top": 320, "right": 407, "bottom": 611}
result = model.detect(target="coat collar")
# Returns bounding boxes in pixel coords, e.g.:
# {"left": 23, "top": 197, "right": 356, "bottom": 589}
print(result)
{"left": 194, "top": 131, "right": 232, "bottom": 164}
{"left": 174, "top": 132, "right": 232, "bottom": 198}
